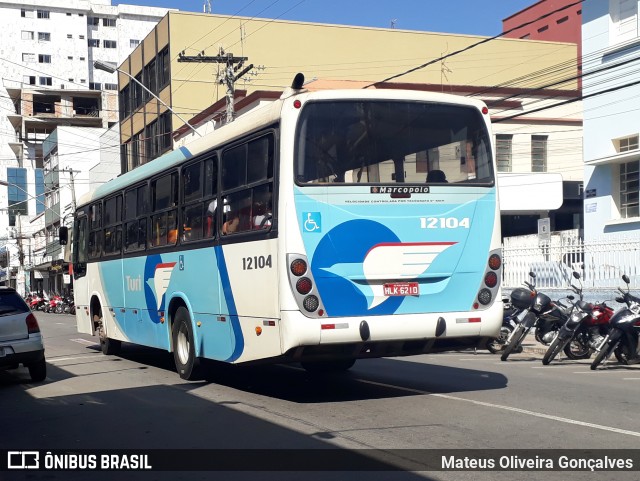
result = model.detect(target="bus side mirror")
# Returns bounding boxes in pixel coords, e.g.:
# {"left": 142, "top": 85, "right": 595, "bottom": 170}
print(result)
{"left": 59, "top": 226, "right": 68, "bottom": 245}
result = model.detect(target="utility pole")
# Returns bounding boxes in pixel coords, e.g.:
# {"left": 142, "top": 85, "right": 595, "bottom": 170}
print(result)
{"left": 61, "top": 167, "right": 79, "bottom": 212}
{"left": 178, "top": 49, "right": 253, "bottom": 124}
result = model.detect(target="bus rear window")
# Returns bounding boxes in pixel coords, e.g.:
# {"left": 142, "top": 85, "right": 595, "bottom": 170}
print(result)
{"left": 295, "top": 100, "right": 493, "bottom": 185}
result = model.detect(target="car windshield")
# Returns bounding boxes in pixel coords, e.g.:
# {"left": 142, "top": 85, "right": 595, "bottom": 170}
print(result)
{"left": 0, "top": 291, "right": 30, "bottom": 316}
{"left": 295, "top": 100, "right": 493, "bottom": 185}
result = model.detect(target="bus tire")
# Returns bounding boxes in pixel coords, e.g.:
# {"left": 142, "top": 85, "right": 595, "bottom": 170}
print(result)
{"left": 96, "top": 314, "right": 121, "bottom": 355}
{"left": 301, "top": 359, "right": 356, "bottom": 373}
{"left": 172, "top": 307, "right": 201, "bottom": 380}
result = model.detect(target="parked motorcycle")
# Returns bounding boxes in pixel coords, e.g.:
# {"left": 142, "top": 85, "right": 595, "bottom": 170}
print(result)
{"left": 562, "top": 300, "right": 614, "bottom": 360}
{"left": 542, "top": 272, "right": 599, "bottom": 365}
{"left": 486, "top": 297, "right": 518, "bottom": 354}
{"left": 28, "top": 294, "right": 46, "bottom": 311}
{"left": 501, "top": 272, "right": 566, "bottom": 361}
{"left": 590, "top": 275, "right": 640, "bottom": 370}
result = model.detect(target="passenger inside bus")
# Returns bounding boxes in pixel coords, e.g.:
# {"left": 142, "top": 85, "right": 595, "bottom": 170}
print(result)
{"left": 426, "top": 169, "right": 447, "bottom": 183}
{"left": 252, "top": 197, "right": 272, "bottom": 229}
{"left": 222, "top": 211, "right": 240, "bottom": 235}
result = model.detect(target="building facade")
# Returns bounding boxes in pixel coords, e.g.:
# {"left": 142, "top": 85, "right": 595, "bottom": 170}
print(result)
{"left": 115, "top": 11, "right": 581, "bottom": 238}
{"left": 0, "top": 0, "right": 170, "bottom": 293}
{"left": 582, "top": 0, "right": 640, "bottom": 241}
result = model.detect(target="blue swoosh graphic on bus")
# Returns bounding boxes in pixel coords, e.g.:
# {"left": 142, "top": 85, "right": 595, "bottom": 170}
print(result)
{"left": 143, "top": 254, "right": 164, "bottom": 324}
{"left": 311, "top": 219, "right": 404, "bottom": 315}
{"left": 320, "top": 241, "right": 457, "bottom": 309}
{"left": 215, "top": 245, "right": 245, "bottom": 362}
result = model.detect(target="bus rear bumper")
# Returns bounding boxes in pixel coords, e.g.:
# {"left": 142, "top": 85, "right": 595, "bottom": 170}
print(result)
{"left": 282, "top": 301, "right": 503, "bottom": 361}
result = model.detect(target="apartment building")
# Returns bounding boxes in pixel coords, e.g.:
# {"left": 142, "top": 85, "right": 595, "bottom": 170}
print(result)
{"left": 0, "top": 0, "right": 171, "bottom": 293}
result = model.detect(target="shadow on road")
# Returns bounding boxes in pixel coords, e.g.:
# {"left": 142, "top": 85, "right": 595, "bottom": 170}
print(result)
{"left": 1, "top": 360, "right": 442, "bottom": 481}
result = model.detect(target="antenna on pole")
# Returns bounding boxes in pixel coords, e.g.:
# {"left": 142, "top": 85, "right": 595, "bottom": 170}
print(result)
{"left": 204, "top": 0, "right": 212, "bottom": 14}
{"left": 390, "top": 19, "right": 397, "bottom": 29}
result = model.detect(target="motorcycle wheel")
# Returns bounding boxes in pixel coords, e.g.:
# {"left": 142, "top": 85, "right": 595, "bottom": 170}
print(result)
{"left": 614, "top": 345, "right": 632, "bottom": 364}
{"left": 542, "top": 336, "right": 565, "bottom": 365}
{"left": 590, "top": 339, "right": 617, "bottom": 370}
{"left": 486, "top": 324, "right": 515, "bottom": 354}
{"left": 501, "top": 324, "right": 525, "bottom": 361}
{"left": 563, "top": 338, "right": 592, "bottom": 360}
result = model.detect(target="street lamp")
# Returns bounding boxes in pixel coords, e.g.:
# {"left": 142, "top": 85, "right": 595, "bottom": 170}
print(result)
{"left": 93, "top": 60, "right": 202, "bottom": 137}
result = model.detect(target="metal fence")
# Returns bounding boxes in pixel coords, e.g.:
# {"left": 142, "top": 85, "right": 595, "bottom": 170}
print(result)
{"left": 502, "top": 230, "right": 640, "bottom": 289}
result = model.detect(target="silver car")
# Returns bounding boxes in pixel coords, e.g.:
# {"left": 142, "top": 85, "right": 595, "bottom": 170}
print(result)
{"left": 0, "top": 287, "right": 46, "bottom": 382}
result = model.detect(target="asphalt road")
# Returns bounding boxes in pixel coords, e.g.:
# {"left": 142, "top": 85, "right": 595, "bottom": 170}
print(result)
{"left": 2, "top": 311, "right": 639, "bottom": 481}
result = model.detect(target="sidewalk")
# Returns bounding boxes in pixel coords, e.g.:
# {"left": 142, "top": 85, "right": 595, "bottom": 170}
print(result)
{"left": 520, "top": 334, "right": 548, "bottom": 356}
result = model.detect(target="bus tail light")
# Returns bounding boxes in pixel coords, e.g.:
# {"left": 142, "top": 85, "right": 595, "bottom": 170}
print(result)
{"left": 296, "top": 277, "right": 312, "bottom": 295}
{"left": 484, "top": 271, "right": 498, "bottom": 288}
{"left": 287, "top": 254, "right": 326, "bottom": 318}
{"left": 290, "top": 259, "right": 307, "bottom": 276}
{"left": 473, "top": 248, "right": 502, "bottom": 310}
{"left": 303, "top": 295, "right": 319, "bottom": 312}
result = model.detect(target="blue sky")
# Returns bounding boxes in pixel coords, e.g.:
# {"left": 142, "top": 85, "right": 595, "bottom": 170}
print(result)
{"left": 113, "top": 0, "right": 537, "bottom": 36}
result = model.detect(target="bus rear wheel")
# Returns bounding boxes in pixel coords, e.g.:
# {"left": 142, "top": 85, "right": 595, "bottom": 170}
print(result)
{"left": 172, "top": 307, "right": 201, "bottom": 380}
{"left": 301, "top": 359, "right": 356, "bottom": 373}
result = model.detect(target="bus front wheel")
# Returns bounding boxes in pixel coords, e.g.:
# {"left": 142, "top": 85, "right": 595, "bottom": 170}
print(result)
{"left": 172, "top": 307, "right": 201, "bottom": 380}
{"left": 95, "top": 314, "right": 121, "bottom": 356}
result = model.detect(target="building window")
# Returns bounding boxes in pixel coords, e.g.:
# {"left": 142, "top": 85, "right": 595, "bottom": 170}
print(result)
{"left": 21, "top": 9, "right": 34, "bottom": 18}
{"left": 22, "top": 53, "right": 36, "bottom": 62}
{"left": 145, "top": 58, "right": 157, "bottom": 94}
{"left": 103, "top": 18, "right": 116, "bottom": 27}
{"left": 158, "top": 46, "right": 170, "bottom": 89}
{"left": 22, "top": 31, "right": 34, "bottom": 40}
{"left": 88, "top": 39, "right": 100, "bottom": 48}
{"left": 531, "top": 135, "right": 548, "bottom": 172}
{"left": 7, "top": 167, "right": 28, "bottom": 226}
{"left": 557, "top": 16, "right": 569, "bottom": 24}
{"left": 130, "top": 39, "right": 140, "bottom": 48}
{"left": 620, "top": 160, "right": 639, "bottom": 218}
{"left": 88, "top": 17, "right": 100, "bottom": 26}
{"left": 610, "top": 0, "right": 638, "bottom": 44}
{"left": 68, "top": 56, "right": 73, "bottom": 60}
{"left": 619, "top": 134, "right": 639, "bottom": 152}
{"left": 496, "top": 134, "right": 513, "bottom": 172}
{"left": 537, "top": 25, "right": 549, "bottom": 33}
{"left": 37, "top": 10, "right": 50, "bottom": 19}
{"left": 67, "top": 34, "right": 73, "bottom": 39}
{"left": 79, "top": 34, "right": 85, "bottom": 39}
{"left": 79, "top": 57, "right": 86, "bottom": 61}
{"left": 23, "top": 76, "right": 36, "bottom": 85}
{"left": 35, "top": 169, "right": 45, "bottom": 215}
{"left": 104, "top": 83, "right": 118, "bottom": 90}
{"left": 38, "top": 54, "right": 51, "bottom": 63}
{"left": 38, "top": 32, "right": 51, "bottom": 41}
{"left": 104, "top": 40, "right": 117, "bottom": 49}
{"left": 89, "top": 82, "right": 102, "bottom": 91}
{"left": 39, "top": 77, "right": 52, "bottom": 86}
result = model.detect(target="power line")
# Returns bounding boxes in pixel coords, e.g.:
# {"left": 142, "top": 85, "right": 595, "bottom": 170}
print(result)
{"left": 363, "top": 0, "right": 584, "bottom": 88}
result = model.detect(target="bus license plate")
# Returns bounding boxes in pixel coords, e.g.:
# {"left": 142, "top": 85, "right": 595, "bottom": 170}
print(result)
{"left": 383, "top": 282, "right": 419, "bottom": 297}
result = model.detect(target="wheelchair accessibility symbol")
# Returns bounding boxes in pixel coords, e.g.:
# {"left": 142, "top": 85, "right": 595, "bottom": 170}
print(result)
{"left": 303, "top": 212, "right": 321, "bottom": 233}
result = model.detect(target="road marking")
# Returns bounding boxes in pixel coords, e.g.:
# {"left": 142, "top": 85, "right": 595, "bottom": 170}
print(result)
{"left": 355, "top": 378, "right": 640, "bottom": 438}
{"left": 48, "top": 355, "right": 101, "bottom": 363}
{"left": 70, "top": 338, "right": 97, "bottom": 345}
{"left": 623, "top": 378, "right": 640, "bottom": 380}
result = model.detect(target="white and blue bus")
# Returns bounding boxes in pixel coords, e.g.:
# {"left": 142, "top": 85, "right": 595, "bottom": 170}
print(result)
{"left": 67, "top": 86, "right": 503, "bottom": 379}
